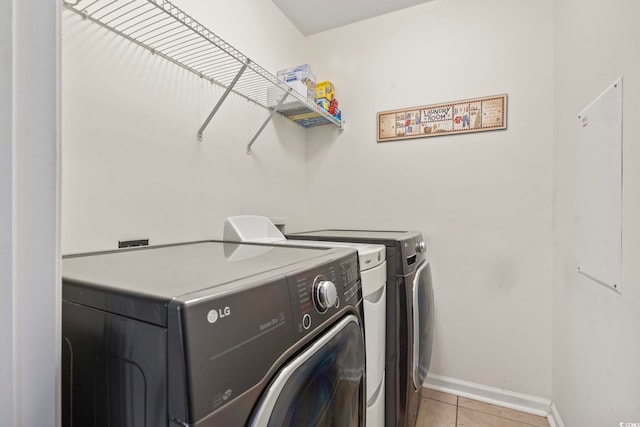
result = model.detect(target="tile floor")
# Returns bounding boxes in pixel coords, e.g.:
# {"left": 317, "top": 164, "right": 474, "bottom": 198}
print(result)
{"left": 416, "top": 389, "right": 550, "bottom": 427}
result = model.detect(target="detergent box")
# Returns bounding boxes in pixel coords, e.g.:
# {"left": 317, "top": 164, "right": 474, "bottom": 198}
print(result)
{"left": 277, "top": 64, "right": 316, "bottom": 98}
{"left": 316, "top": 98, "right": 331, "bottom": 111}
{"left": 316, "top": 81, "right": 335, "bottom": 102}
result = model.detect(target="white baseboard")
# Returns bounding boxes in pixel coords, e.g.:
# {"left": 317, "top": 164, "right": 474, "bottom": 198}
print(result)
{"left": 547, "top": 402, "right": 566, "bottom": 427}
{"left": 424, "top": 374, "right": 552, "bottom": 417}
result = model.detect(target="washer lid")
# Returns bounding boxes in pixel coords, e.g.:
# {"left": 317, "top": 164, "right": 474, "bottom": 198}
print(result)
{"left": 63, "top": 241, "right": 348, "bottom": 299}
{"left": 280, "top": 240, "right": 385, "bottom": 271}
{"left": 62, "top": 240, "right": 355, "bottom": 326}
{"left": 286, "top": 229, "right": 421, "bottom": 248}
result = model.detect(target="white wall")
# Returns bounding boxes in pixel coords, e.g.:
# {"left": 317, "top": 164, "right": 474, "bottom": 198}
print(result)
{"left": 304, "top": 0, "right": 555, "bottom": 398}
{"left": 62, "top": 0, "right": 640, "bottom": 422}
{"left": 0, "top": 0, "right": 14, "bottom": 422}
{"left": 553, "top": 0, "right": 640, "bottom": 424}
{"left": 61, "top": 0, "right": 317, "bottom": 254}
{"left": 1, "top": 0, "right": 60, "bottom": 426}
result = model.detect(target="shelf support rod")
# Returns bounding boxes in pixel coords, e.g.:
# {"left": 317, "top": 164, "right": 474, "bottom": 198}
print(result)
{"left": 197, "top": 60, "right": 249, "bottom": 141}
{"left": 246, "top": 89, "right": 291, "bottom": 155}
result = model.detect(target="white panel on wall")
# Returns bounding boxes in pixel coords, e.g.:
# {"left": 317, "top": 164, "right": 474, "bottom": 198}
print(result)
{"left": 576, "top": 77, "right": 622, "bottom": 294}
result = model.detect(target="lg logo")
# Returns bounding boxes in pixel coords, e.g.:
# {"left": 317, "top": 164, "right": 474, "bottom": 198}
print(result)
{"left": 207, "top": 307, "right": 231, "bottom": 324}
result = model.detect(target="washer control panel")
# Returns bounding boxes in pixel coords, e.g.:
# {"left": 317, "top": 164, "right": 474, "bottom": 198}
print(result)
{"left": 313, "top": 276, "right": 338, "bottom": 313}
{"left": 288, "top": 253, "right": 361, "bottom": 338}
{"left": 340, "top": 256, "right": 360, "bottom": 301}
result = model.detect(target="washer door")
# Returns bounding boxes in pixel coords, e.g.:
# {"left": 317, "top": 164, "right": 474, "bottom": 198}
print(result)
{"left": 412, "top": 261, "right": 434, "bottom": 390}
{"left": 250, "top": 315, "right": 365, "bottom": 427}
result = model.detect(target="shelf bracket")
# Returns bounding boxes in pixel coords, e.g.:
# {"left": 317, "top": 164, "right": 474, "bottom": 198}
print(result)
{"left": 197, "top": 61, "right": 249, "bottom": 142}
{"left": 246, "top": 89, "right": 291, "bottom": 155}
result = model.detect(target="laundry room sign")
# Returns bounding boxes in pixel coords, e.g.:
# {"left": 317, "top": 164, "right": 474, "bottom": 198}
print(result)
{"left": 377, "top": 94, "right": 507, "bottom": 142}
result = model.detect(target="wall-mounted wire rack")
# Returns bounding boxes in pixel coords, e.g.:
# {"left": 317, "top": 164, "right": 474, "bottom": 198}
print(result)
{"left": 63, "top": 0, "right": 343, "bottom": 154}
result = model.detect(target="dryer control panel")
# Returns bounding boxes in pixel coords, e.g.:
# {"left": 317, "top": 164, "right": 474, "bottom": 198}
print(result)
{"left": 401, "top": 234, "right": 427, "bottom": 274}
{"left": 288, "top": 253, "right": 361, "bottom": 339}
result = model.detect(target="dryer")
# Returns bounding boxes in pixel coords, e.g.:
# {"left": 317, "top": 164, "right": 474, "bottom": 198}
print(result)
{"left": 224, "top": 216, "right": 387, "bottom": 427}
{"left": 287, "top": 230, "right": 434, "bottom": 427}
{"left": 61, "top": 240, "right": 365, "bottom": 426}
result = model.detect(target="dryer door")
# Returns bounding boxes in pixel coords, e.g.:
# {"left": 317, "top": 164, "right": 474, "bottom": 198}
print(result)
{"left": 412, "top": 261, "right": 434, "bottom": 390}
{"left": 250, "top": 315, "right": 365, "bottom": 427}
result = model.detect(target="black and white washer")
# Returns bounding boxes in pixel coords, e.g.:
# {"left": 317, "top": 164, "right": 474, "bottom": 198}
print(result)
{"left": 287, "top": 229, "right": 434, "bottom": 427}
{"left": 61, "top": 240, "right": 366, "bottom": 427}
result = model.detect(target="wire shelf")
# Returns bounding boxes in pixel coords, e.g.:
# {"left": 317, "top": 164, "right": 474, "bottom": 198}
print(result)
{"left": 63, "top": 0, "right": 342, "bottom": 148}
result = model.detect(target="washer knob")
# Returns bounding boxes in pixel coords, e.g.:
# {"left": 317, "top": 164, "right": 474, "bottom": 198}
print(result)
{"left": 316, "top": 280, "right": 338, "bottom": 311}
{"left": 416, "top": 241, "right": 426, "bottom": 253}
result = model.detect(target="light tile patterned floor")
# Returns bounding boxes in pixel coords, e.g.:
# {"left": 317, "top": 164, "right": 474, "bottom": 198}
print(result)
{"left": 416, "top": 389, "right": 550, "bottom": 427}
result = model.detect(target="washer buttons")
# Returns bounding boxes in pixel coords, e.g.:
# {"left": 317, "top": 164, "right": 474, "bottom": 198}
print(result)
{"left": 302, "top": 313, "right": 311, "bottom": 330}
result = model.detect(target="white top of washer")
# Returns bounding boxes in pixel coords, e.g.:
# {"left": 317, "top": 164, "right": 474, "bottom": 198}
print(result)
{"left": 223, "top": 215, "right": 386, "bottom": 270}
{"left": 280, "top": 239, "right": 385, "bottom": 271}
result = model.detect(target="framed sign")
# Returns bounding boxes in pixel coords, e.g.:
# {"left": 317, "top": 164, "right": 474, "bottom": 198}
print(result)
{"left": 377, "top": 94, "right": 507, "bottom": 142}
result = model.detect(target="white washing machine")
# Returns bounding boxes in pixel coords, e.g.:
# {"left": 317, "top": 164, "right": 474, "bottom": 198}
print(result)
{"left": 224, "top": 216, "right": 387, "bottom": 427}
{"left": 286, "top": 229, "right": 434, "bottom": 427}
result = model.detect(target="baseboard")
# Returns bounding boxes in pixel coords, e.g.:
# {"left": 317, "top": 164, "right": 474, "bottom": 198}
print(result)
{"left": 424, "top": 374, "right": 552, "bottom": 417}
{"left": 547, "top": 402, "right": 566, "bottom": 427}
